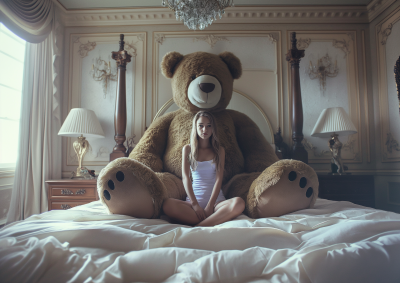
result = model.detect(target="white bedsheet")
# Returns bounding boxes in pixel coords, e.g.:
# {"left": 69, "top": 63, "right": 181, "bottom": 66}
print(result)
{"left": 0, "top": 198, "right": 399, "bottom": 283}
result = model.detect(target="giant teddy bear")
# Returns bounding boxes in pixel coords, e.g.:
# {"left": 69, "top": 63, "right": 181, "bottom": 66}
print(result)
{"left": 97, "top": 51, "right": 319, "bottom": 220}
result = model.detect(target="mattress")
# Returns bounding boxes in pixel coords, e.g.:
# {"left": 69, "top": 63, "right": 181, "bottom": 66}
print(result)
{"left": 0, "top": 198, "right": 399, "bottom": 283}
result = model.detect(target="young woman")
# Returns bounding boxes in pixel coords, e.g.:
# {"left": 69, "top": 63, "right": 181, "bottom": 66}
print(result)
{"left": 162, "top": 111, "right": 245, "bottom": 226}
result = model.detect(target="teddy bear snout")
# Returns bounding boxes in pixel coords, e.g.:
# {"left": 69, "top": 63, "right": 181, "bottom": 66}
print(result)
{"left": 199, "top": 83, "right": 215, "bottom": 93}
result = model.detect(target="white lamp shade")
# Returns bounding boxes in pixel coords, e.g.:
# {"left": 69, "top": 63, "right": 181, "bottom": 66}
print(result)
{"left": 311, "top": 107, "right": 357, "bottom": 138}
{"left": 58, "top": 108, "right": 105, "bottom": 138}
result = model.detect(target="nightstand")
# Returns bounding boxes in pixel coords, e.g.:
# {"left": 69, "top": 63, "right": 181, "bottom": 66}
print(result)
{"left": 46, "top": 179, "right": 99, "bottom": 211}
{"left": 318, "top": 174, "right": 375, "bottom": 208}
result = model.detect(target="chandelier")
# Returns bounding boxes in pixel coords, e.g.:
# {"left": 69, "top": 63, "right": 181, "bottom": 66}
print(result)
{"left": 162, "top": 0, "right": 234, "bottom": 30}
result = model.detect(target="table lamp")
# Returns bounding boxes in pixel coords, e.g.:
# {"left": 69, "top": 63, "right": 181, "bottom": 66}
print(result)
{"left": 311, "top": 107, "right": 357, "bottom": 175}
{"left": 58, "top": 108, "right": 105, "bottom": 178}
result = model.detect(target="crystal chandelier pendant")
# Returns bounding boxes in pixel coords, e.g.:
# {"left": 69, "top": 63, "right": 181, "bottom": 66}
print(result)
{"left": 162, "top": 0, "right": 234, "bottom": 30}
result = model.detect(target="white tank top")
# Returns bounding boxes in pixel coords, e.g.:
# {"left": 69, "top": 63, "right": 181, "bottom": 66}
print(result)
{"left": 186, "top": 160, "right": 225, "bottom": 209}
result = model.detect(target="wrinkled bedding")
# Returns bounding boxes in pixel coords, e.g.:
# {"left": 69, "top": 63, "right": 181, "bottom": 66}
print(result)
{"left": 0, "top": 198, "right": 399, "bottom": 283}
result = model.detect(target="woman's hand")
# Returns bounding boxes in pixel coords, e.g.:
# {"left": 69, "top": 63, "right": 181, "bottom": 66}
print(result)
{"left": 191, "top": 203, "right": 206, "bottom": 221}
{"left": 204, "top": 204, "right": 214, "bottom": 218}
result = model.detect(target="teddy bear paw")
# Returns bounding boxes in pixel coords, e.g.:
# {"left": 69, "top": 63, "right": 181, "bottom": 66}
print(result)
{"left": 97, "top": 158, "right": 163, "bottom": 218}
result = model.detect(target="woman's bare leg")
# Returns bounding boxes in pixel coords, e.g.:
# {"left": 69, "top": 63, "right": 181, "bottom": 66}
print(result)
{"left": 196, "top": 197, "right": 245, "bottom": 227}
{"left": 162, "top": 198, "right": 201, "bottom": 225}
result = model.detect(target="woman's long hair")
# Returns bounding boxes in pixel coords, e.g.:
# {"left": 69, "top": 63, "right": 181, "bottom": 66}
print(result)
{"left": 189, "top": 111, "right": 221, "bottom": 171}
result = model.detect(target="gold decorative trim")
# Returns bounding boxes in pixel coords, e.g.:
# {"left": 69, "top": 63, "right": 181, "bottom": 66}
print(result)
{"left": 193, "top": 35, "right": 230, "bottom": 48}
{"left": 296, "top": 38, "right": 311, "bottom": 49}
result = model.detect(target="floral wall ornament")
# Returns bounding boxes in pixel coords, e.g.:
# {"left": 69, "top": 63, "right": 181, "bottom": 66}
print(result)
{"left": 77, "top": 40, "right": 97, "bottom": 58}
{"left": 90, "top": 56, "right": 117, "bottom": 98}
{"left": 296, "top": 38, "right": 311, "bottom": 49}
{"left": 332, "top": 39, "right": 350, "bottom": 58}
{"left": 155, "top": 34, "right": 166, "bottom": 45}
{"left": 307, "top": 53, "right": 339, "bottom": 94}
{"left": 125, "top": 41, "right": 138, "bottom": 57}
{"left": 386, "top": 132, "right": 400, "bottom": 153}
{"left": 193, "top": 34, "right": 229, "bottom": 48}
{"left": 380, "top": 23, "right": 393, "bottom": 45}
{"left": 266, "top": 33, "right": 279, "bottom": 44}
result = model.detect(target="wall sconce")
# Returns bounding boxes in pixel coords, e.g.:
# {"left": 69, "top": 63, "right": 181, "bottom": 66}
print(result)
{"left": 307, "top": 53, "right": 339, "bottom": 93}
{"left": 90, "top": 56, "right": 117, "bottom": 98}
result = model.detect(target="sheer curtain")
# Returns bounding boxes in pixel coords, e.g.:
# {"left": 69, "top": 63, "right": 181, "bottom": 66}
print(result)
{"left": 1, "top": 0, "right": 62, "bottom": 223}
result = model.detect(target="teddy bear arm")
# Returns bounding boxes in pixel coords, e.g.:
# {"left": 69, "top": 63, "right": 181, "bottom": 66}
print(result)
{"left": 228, "top": 110, "right": 279, "bottom": 172}
{"left": 129, "top": 112, "right": 176, "bottom": 172}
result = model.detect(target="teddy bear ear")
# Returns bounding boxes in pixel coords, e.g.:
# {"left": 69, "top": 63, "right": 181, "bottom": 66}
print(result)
{"left": 219, "top": 52, "right": 242, "bottom": 79}
{"left": 161, "top": 51, "right": 184, "bottom": 79}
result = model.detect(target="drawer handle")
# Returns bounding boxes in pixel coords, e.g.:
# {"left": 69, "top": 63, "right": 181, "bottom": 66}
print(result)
{"left": 76, "top": 189, "right": 86, "bottom": 195}
{"left": 61, "top": 189, "right": 74, "bottom": 195}
{"left": 61, "top": 204, "right": 72, "bottom": 210}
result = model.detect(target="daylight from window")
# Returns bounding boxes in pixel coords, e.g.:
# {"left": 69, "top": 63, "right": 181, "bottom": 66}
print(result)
{"left": 0, "top": 23, "right": 26, "bottom": 166}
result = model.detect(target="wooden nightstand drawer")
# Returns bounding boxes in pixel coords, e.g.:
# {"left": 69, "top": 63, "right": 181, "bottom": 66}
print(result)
{"left": 50, "top": 187, "right": 97, "bottom": 198}
{"left": 50, "top": 201, "right": 93, "bottom": 210}
{"left": 46, "top": 179, "right": 98, "bottom": 211}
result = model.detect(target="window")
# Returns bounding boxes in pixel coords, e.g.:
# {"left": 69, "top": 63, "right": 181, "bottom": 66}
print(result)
{"left": 0, "top": 23, "right": 26, "bottom": 168}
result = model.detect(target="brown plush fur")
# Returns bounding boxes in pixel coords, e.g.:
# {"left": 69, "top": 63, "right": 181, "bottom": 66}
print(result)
{"left": 97, "top": 157, "right": 167, "bottom": 218}
{"left": 246, "top": 159, "right": 319, "bottom": 218}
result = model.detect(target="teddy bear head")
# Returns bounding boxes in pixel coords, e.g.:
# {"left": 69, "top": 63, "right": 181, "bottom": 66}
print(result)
{"left": 161, "top": 51, "right": 242, "bottom": 112}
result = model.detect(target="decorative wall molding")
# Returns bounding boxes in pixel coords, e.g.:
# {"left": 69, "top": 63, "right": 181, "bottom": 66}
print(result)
{"left": 302, "top": 138, "right": 331, "bottom": 158}
{"left": 386, "top": 132, "right": 400, "bottom": 153}
{"left": 266, "top": 33, "right": 279, "bottom": 43}
{"left": 193, "top": 35, "right": 230, "bottom": 48}
{"left": 155, "top": 34, "right": 165, "bottom": 45}
{"left": 74, "top": 37, "right": 97, "bottom": 58}
{"left": 288, "top": 31, "right": 362, "bottom": 164}
{"left": 58, "top": 6, "right": 371, "bottom": 27}
{"left": 332, "top": 38, "right": 351, "bottom": 58}
{"left": 376, "top": 6, "right": 400, "bottom": 162}
{"left": 0, "top": 168, "right": 14, "bottom": 179}
{"left": 367, "top": 0, "right": 397, "bottom": 22}
{"left": 296, "top": 38, "right": 311, "bottom": 49}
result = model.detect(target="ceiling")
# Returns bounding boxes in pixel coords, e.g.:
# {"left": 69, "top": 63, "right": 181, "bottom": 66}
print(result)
{"left": 57, "top": 0, "right": 373, "bottom": 10}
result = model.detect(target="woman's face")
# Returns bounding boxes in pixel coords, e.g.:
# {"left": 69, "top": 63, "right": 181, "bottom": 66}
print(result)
{"left": 196, "top": 116, "right": 212, "bottom": 140}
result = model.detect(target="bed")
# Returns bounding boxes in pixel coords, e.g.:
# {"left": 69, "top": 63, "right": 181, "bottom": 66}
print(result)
{"left": 1, "top": 198, "right": 400, "bottom": 282}
{"left": 1, "top": 33, "right": 400, "bottom": 282}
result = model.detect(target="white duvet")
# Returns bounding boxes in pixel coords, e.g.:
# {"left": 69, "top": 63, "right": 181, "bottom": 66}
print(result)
{"left": 0, "top": 198, "right": 399, "bottom": 283}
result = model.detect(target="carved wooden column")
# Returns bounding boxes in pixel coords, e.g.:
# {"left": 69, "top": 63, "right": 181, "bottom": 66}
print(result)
{"left": 110, "top": 34, "right": 131, "bottom": 161}
{"left": 286, "top": 32, "right": 308, "bottom": 164}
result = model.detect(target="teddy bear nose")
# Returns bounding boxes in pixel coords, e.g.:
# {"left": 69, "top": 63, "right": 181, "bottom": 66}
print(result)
{"left": 199, "top": 83, "right": 215, "bottom": 93}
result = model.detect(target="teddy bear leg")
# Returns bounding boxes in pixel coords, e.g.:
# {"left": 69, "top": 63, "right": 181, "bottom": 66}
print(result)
{"left": 246, "top": 160, "right": 319, "bottom": 218}
{"left": 97, "top": 157, "right": 169, "bottom": 219}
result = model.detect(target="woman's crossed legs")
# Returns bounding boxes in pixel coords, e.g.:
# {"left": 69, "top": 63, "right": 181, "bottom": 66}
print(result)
{"left": 162, "top": 197, "right": 245, "bottom": 226}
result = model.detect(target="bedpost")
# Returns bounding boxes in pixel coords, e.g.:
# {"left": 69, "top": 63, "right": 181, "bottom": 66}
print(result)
{"left": 110, "top": 34, "right": 132, "bottom": 161}
{"left": 286, "top": 32, "right": 308, "bottom": 164}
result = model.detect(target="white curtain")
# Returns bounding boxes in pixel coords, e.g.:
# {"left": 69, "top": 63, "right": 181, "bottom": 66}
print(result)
{"left": 3, "top": 0, "right": 62, "bottom": 223}
{"left": 0, "top": 0, "right": 54, "bottom": 43}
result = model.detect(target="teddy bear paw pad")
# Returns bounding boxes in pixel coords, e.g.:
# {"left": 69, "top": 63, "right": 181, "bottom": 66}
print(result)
{"left": 103, "top": 171, "right": 124, "bottom": 201}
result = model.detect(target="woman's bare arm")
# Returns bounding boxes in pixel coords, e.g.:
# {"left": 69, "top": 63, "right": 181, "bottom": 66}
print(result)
{"left": 206, "top": 147, "right": 225, "bottom": 210}
{"left": 182, "top": 145, "right": 206, "bottom": 221}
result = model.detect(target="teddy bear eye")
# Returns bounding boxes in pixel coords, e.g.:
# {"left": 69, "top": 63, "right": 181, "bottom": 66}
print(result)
{"left": 191, "top": 75, "right": 196, "bottom": 80}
